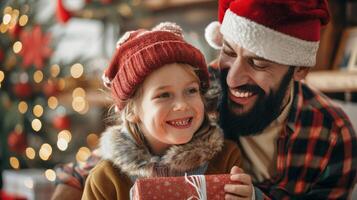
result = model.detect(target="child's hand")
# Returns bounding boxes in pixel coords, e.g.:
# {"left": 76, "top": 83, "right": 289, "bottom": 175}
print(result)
{"left": 224, "top": 166, "right": 254, "bottom": 200}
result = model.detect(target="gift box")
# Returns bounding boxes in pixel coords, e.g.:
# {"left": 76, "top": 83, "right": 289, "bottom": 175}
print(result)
{"left": 2, "top": 169, "right": 55, "bottom": 200}
{"left": 132, "top": 174, "right": 234, "bottom": 200}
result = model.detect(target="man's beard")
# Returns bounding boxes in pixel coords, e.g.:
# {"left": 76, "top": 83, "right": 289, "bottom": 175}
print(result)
{"left": 218, "top": 68, "right": 294, "bottom": 140}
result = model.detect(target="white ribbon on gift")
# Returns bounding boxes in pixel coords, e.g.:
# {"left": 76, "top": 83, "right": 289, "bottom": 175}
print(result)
{"left": 184, "top": 173, "right": 207, "bottom": 200}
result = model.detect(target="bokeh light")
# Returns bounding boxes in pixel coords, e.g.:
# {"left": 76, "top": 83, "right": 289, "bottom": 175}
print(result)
{"left": 72, "top": 87, "right": 86, "bottom": 97}
{"left": 25, "top": 147, "right": 36, "bottom": 159}
{"left": 10, "top": 157, "right": 20, "bottom": 169}
{"left": 13, "top": 41, "right": 22, "bottom": 54}
{"left": 39, "top": 143, "right": 52, "bottom": 160}
{"left": 57, "top": 138, "right": 68, "bottom": 151}
{"left": 0, "top": 70, "right": 4, "bottom": 82}
{"left": 48, "top": 96, "right": 58, "bottom": 109}
{"left": 33, "top": 70, "right": 44, "bottom": 83}
{"left": 87, "top": 133, "right": 99, "bottom": 149}
{"left": 19, "top": 15, "right": 28, "bottom": 26}
{"left": 58, "top": 130, "right": 72, "bottom": 143}
{"left": 70, "top": 63, "right": 84, "bottom": 78}
{"left": 31, "top": 119, "right": 42, "bottom": 132}
{"left": 58, "top": 78, "right": 66, "bottom": 90}
{"left": 72, "top": 96, "right": 86, "bottom": 112}
{"left": 76, "top": 147, "right": 91, "bottom": 163}
{"left": 18, "top": 101, "right": 28, "bottom": 114}
{"left": 45, "top": 169, "right": 56, "bottom": 182}
{"left": 33, "top": 105, "right": 44, "bottom": 117}
{"left": 50, "top": 64, "right": 60, "bottom": 78}
{"left": 2, "top": 14, "right": 11, "bottom": 24}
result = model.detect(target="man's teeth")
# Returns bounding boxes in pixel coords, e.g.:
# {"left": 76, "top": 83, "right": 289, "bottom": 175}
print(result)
{"left": 168, "top": 118, "right": 190, "bottom": 126}
{"left": 231, "top": 90, "right": 254, "bottom": 98}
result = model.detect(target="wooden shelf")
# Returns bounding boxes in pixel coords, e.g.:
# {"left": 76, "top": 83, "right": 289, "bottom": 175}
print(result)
{"left": 305, "top": 70, "right": 357, "bottom": 93}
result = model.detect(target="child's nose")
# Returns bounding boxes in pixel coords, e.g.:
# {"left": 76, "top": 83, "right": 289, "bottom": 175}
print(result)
{"left": 172, "top": 99, "right": 189, "bottom": 111}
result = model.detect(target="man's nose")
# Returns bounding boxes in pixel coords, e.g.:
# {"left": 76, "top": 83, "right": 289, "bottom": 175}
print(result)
{"left": 226, "top": 57, "right": 250, "bottom": 87}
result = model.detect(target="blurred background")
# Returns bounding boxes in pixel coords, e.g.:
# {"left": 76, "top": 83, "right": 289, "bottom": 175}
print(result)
{"left": 0, "top": 0, "right": 218, "bottom": 199}
{"left": 0, "top": 0, "right": 356, "bottom": 199}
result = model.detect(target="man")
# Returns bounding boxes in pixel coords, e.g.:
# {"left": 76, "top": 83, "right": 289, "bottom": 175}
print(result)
{"left": 52, "top": 0, "right": 357, "bottom": 199}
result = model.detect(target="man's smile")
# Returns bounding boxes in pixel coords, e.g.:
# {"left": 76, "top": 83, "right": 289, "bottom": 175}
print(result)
{"left": 228, "top": 88, "right": 258, "bottom": 105}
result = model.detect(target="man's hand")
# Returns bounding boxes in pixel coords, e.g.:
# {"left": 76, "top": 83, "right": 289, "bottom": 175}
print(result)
{"left": 224, "top": 166, "right": 254, "bottom": 200}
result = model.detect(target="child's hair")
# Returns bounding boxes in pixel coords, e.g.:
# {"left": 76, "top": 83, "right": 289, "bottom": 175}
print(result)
{"left": 102, "top": 22, "right": 211, "bottom": 145}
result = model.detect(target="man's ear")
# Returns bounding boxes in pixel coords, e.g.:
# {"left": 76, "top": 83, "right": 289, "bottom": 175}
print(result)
{"left": 293, "top": 67, "right": 310, "bottom": 81}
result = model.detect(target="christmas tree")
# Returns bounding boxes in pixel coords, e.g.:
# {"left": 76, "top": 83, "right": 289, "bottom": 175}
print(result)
{"left": 0, "top": 0, "right": 123, "bottom": 188}
{"left": 0, "top": 0, "right": 214, "bottom": 193}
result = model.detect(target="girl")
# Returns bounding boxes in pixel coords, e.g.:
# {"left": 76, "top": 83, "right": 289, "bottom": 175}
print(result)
{"left": 82, "top": 22, "right": 252, "bottom": 200}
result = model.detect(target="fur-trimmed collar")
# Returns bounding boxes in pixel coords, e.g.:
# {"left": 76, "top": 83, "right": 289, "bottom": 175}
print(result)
{"left": 99, "top": 122, "right": 224, "bottom": 177}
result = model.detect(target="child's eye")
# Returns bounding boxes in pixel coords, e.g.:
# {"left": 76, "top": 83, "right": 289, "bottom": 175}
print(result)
{"left": 223, "top": 48, "right": 237, "bottom": 57}
{"left": 157, "top": 92, "right": 171, "bottom": 99}
{"left": 186, "top": 87, "right": 199, "bottom": 95}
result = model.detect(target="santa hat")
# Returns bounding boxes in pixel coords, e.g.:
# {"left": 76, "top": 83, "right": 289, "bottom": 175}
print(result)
{"left": 103, "top": 22, "right": 209, "bottom": 110}
{"left": 205, "top": 0, "right": 330, "bottom": 67}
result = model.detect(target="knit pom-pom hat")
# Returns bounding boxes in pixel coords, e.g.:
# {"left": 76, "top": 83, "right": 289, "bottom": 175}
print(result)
{"left": 102, "top": 22, "right": 209, "bottom": 110}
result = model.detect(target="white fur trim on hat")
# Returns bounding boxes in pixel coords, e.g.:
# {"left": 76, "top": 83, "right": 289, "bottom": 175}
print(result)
{"left": 220, "top": 9, "right": 319, "bottom": 67}
{"left": 102, "top": 73, "right": 111, "bottom": 89}
{"left": 116, "top": 31, "right": 133, "bottom": 49}
{"left": 205, "top": 21, "right": 223, "bottom": 50}
{"left": 152, "top": 22, "right": 184, "bottom": 38}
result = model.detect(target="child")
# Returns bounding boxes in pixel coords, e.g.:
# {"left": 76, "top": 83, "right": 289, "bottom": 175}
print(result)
{"left": 82, "top": 22, "right": 252, "bottom": 199}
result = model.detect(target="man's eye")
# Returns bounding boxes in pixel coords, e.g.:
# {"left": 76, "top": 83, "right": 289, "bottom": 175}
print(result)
{"left": 251, "top": 59, "right": 269, "bottom": 70}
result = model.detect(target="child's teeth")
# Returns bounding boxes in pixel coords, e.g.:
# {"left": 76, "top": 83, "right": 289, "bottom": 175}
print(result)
{"left": 170, "top": 118, "right": 190, "bottom": 126}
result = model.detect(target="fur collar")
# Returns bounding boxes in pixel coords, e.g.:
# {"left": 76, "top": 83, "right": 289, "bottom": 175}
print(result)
{"left": 99, "top": 121, "right": 224, "bottom": 177}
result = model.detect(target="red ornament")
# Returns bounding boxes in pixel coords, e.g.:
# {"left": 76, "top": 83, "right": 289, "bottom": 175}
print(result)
{"left": 1, "top": 190, "right": 27, "bottom": 200}
{"left": 13, "top": 82, "right": 32, "bottom": 99}
{"left": 19, "top": 26, "right": 52, "bottom": 69}
{"left": 0, "top": 49, "right": 4, "bottom": 62}
{"left": 43, "top": 81, "right": 59, "bottom": 97}
{"left": 8, "top": 23, "right": 22, "bottom": 38}
{"left": 8, "top": 130, "right": 27, "bottom": 154}
{"left": 53, "top": 115, "right": 71, "bottom": 130}
{"left": 56, "top": 0, "right": 72, "bottom": 23}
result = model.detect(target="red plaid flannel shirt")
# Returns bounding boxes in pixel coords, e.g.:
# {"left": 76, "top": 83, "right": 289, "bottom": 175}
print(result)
{"left": 253, "top": 82, "right": 357, "bottom": 199}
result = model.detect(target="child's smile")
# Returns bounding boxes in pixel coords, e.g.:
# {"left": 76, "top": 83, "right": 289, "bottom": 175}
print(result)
{"left": 166, "top": 117, "right": 193, "bottom": 129}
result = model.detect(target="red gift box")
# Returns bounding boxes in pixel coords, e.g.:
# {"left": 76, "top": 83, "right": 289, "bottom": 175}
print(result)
{"left": 132, "top": 174, "right": 234, "bottom": 200}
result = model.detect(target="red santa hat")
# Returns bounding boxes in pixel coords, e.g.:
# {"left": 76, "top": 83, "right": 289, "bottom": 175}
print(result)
{"left": 205, "top": 0, "right": 330, "bottom": 67}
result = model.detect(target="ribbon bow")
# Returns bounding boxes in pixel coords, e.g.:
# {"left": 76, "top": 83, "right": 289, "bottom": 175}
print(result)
{"left": 184, "top": 173, "right": 207, "bottom": 200}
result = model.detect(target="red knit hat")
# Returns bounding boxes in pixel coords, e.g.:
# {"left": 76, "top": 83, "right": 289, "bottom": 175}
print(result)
{"left": 103, "top": 22, "right": 209, "bottom": 110}
{"left": 205, "top": 0, "right": 330, "bottom": 67}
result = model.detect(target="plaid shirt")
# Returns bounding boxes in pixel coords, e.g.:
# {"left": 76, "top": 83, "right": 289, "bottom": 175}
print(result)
{"left": 55, "top": 74, "right": 357, "bottom": 199}
{"left": 253, "top": 81, "right": 357, "bottom": 200}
